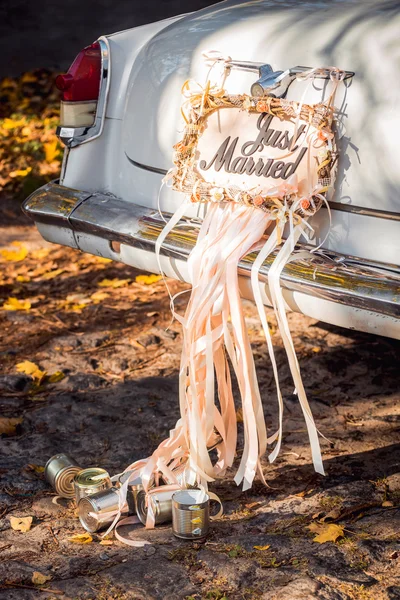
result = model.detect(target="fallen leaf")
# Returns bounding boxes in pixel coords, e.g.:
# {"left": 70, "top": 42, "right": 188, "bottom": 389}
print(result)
{"left": 68, "top": 532, "right": 93, "bottom": 544}
{"left": 30, "top": 248, "right": 51, "bottom": 260}
{"left": 0, "top": 417, "right": 23, "bottom": 436}
{"left": 308, "top": 522, "right": 344, "bottom": 544}
{"left": 9, "top": 167, "right": 32, "bottom": 178}
{"left": 90, "top": 291, "right": 109, "bottom": 303}
{"left": 43, "top": 140, "right": 59, "bottom": 163}
{"left": 99, "top": 540, "right": 114, "bottom": 546}
{"left": 254, "top": 545, "right": 270, "bottom": 551}
{"left": 311, "top": 346, "right": 321, "bottom": 353}
{"left": 2, "top": 117, "right": 26, "bottom": 129}
{"left": 9, "top": 515, "right": 33, "bottom": 532}
{"left": 135, "top": 274, "right": 162, "bottom": 285}
{"left": 98, "top": 278, "right": 130, "bottom": 288}
{"left": 3, "top": 297, "right": 31, "bottom": 311}
{"left": 94, "top": 256, "right": 112, "bottom": 264}
{"left": 65, "top": 293, "right": 91, "bottom": 304}
{"left": 0, "top": 241, "right": 28, "bottom": 262}
{"left": 16, "top": 275, "right": 30, "bottom": 282}
{"left": 32, "top": 571, "right": 51, "bottom": 585}
{"left": 41, "top": 268, "right": 64, "bottom": 280}
{"left": 382, "top": 501, "right": 394, "bottom": 507}
{"left": 21, "top": 72, "right": 38, "bottom": 83}
{"left": 26, "top": 463, "right": 45, "bottom": 474}
{"left": 16, "top": 360, "right": 46, "bottom": 384}
{"left": 46, "top": 371, "right": 65, "bottom": 384}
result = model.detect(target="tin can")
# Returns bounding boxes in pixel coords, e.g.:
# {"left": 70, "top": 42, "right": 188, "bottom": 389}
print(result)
{"left": 161, "top": 464, "right": 198, "bottom": 489}
{"left": 74, "top": 468, "right": 112, "bottom": 503}
{"left": 78, "top": 488, "right": 129, "bottom": 533}
{"left": 172, "top": 489, "right": 210, "bottom": 540}
{"left": 44, "top": 453, "right": 82, "bottom": 498}
{"left": 118, "top": 471, "right": 144, "bottom": 515}
{"left": 136, "top": 487, "right": 175, "bottom": 526}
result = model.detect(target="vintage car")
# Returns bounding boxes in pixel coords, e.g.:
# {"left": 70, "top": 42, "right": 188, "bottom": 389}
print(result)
{"left": 23, "top": 0, "right": 400, "bottom": 339}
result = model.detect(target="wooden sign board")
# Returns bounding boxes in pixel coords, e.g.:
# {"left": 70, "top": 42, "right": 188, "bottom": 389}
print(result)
{"left": 195, "top": 108, "right": 320, "bottom": 196}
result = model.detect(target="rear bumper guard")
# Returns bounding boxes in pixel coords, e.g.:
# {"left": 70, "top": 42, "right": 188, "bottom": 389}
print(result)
{"left": 23, "top": 182, "right": 400, "bottom": 319}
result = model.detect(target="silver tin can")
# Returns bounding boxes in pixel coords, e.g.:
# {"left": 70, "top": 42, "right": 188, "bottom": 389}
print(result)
{"left": 172, "top": 489, "right": 210, "bottom": 540}
{"left": 74, "top": 468, "right": 112, "bottom": 503}
{"left": 161, "top": 464, "right": 198, "bottom": 489}
{"left": 118, "top": 471, "right": 144, "bottom": 515}
{"left": 78, "top": 488, "right": 128, "bottom": 533}
{"left": 136, "top": 487, "right": 175, "bottom": 526}
{"left": 44, "top": 453, "right": 82, "bottom": 498}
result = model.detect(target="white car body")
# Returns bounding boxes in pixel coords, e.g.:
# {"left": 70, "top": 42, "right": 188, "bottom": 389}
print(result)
{"left": 24, "top": 0, "right": 400, "bottom": 339}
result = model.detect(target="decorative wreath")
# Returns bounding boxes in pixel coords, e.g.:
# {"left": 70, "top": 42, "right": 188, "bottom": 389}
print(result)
{"left": 170, "top": 83, "right": 338, "bottom": 222}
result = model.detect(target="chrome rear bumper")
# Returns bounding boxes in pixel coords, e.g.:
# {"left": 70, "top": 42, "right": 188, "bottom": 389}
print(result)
{"left": 23, "top": 182, "right": 400, "bottom": 320}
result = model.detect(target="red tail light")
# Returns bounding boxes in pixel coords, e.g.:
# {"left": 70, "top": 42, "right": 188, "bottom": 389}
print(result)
{"left": 56, "top": 42, "right": 101, "bottom": 102}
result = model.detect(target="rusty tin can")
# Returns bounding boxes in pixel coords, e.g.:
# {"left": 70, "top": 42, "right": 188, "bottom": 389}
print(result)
{"left": 44, "top": 453, "right": 82, "bottom": 498}
{"left": 117, "top": 471, "right": 144, "bottom": 515}
{"left": 78, "top": 487, "right": 128, "bottom": 533}
{"left": 74, "top": 468, "right": 112, "bottom": 503}
{"left": 172, "top": 489, "right": 210, "bottom": 540}
{"left": 136, "top": 487, "right": 175, "bottom": 526}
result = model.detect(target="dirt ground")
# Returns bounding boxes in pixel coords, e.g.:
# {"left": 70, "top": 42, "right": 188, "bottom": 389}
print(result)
{"left": 0, "top": 202, "right": 400, "bottom": 600}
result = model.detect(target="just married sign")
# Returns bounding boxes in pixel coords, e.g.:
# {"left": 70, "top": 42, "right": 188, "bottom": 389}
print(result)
{"left": 197, "top": 110, "right": 310, "bottom": 189}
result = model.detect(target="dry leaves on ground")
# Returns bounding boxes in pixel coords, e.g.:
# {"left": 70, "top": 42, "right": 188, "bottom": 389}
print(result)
{"left": 9, "top": 516, "right": 33, "bottom": 532}
{"left": 136, "top": 274, "right": 162, "bottom": 285}
{"left": 32, "top": 571, "right": 52, "bottom": 585}
{"left": 68, "top": 532, "right": 93, "bottom": 544}
{"left": 3, "top": 297, "right": 31, "bottom": 311}
{"left": 0, "top": 417, "right": 23, "bottom": 436}
{"left": 0, "top": 70, "right": 62, "bottom": 199}
{"left": 308, "top": 522, "right": 345, "bottom": 544}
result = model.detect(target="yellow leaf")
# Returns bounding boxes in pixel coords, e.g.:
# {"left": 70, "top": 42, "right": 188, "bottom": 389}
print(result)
{"left": 97, "top": 278, "right": 130, "bottom": 288}
{"left": 1, "top": 78, "right": 18, "bottom": 90}
{"left": 90, "top": 291, "right": 109, "bottom": 303}
{"left": 382, "top": 501, "right": 394, "bottom": 507}
{"left": 21, "top": 126, "right": 32, "bottom": 137}
{"left": 32, "top": 571, "right": 51, "bottom": 585}
{"left": 3, "top": 297, "right": 31, "bottom": 311}
{"left": 21, "top": 72, "right": 38, "bottom": 83}
{"left": 16, "top": 275, "right": 30, "bottom": 282}
{"left": 308, "top": 522, "right": 344, "bottom": 544}
{"left": 135, "top": 274, "right": 162, "bottom": 285}
{"left": 9, "top": 515, "right": 33, "bottom": 532}
{"left": 9, "top": 167, "right": 32, "bottom": 178}
{"left": 2, "top": 117, "right": 25, "bottom": 129}
{"left": 44, "top": 140, "right": 59, "bottom": 163}
{"left": 0, "top": 417, "right": 23, "bottom": 436}
{"left": 16, "top": 360, "right": 46, "bottom": 383}
{"left": 254, "top": 545, "right": 271, "bottom": 551}
{"left": 41, "top": 268, "right": 64, "bottom": 280}
{"left": 66, "top": 293, "right": 91, "bottom": 304}
{"left": 47, "top": 371, "right": 65, "bottom": 384}
{"left": 68, "top": 532, "right": 93, "bottom": 544}
{"left": 30, "top": 248, "right": 51, "bottom": 260}
{"left": 95, "top": 256, "right": 112, "bottom": 264}
{"left": 27, "top": 463, "right": 45, "bottom": 474}
{"left": 68, "top": 304, "right": 86, "bottom": 313}
{"left": 0, "top": 242, "right": 28, "bottom": 262}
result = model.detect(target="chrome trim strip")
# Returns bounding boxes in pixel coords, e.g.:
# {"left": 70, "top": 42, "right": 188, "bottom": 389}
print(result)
{"left": 56, "top": 37, "right": 111, "bottom": 148}
{"left": 125, "top": 155, "right": 170, "bottom": 176}
{"left": 23, "top": 183, "right": 400, "bottom": 320}
{"left": 328, "top": 201, "right": 400, "bottom": 222}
